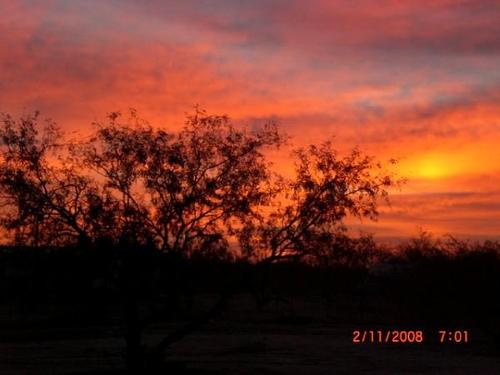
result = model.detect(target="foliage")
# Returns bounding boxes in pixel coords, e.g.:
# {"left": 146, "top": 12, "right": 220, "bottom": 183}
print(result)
{"left": 0, "top": 109, "right": 397, "bottom": 265}
{"left": 238, "top": 142, "right": 397, "bottom": 262}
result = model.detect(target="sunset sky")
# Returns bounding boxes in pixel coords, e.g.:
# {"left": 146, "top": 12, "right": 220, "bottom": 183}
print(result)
{"left": 1, "top": 0, "right": 499, "bottom": 241}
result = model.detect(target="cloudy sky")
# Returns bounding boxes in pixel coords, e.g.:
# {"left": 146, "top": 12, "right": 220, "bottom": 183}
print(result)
{"left": 2, "top": 0, "right": 500, "bottom": 241}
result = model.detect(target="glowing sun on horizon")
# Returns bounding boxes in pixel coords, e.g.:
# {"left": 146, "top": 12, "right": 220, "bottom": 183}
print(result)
{"left": 417, "top": 159, "right": 448, "bottom": 179}
{"left": 407, "top": 154, "right": 460, "bottom": 180}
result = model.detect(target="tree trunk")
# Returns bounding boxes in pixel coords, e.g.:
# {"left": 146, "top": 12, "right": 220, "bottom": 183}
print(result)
{"left": 123, "top": 295, "right": 143, "bottom": 372}
{"left": 118, "top": 245, "right": 146, "bottom": 372}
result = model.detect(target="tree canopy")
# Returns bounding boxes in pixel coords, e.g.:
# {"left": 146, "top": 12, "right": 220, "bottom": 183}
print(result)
{"left": 0, "top": 109, "right": 397, "bottom": 262}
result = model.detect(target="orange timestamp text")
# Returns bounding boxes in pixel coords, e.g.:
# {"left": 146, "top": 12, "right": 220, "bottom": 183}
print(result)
{"left": 352, "top": 330, "right": 469, "bottom": 344}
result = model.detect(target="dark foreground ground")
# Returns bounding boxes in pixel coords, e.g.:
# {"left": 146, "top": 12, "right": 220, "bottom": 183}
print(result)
{"left": 1, "top": 243, "right": 499, "bottom": 374}
{"left": 1, "top": 292, "right": 498, "bottom": 374}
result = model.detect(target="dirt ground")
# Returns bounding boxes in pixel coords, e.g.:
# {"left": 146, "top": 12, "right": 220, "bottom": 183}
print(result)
{"left": 1, "top": 294, "right": 498, "bottom": 374}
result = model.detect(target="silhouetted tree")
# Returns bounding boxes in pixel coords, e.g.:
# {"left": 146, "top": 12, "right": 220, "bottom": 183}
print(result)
{"left": 0, "top": 109, "right": 398, "bottom": 371}
{"left": 0, "top": 112, "right": 117, "bottom": 247}
{"left": 239, "top": 142, "right": 397, "bottom": 263}
{"left": 79, "top": 109, "right": 285, "bottom": 370}
{"left": 80, "top": 109, "right": 283, "bottom": 255}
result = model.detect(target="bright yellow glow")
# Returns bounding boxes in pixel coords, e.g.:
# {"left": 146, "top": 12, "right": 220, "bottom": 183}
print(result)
{"left": 401, "top": 152, "right": 465, "bottom": 181}
{"left": 416, "top": 157, "right": 451, "bottom": 179}
{"left": 400, "top": 141, "right": 500, "bottom": 182}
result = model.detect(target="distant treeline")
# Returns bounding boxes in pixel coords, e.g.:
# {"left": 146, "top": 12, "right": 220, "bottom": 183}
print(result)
{"left": 1, "top": 233, "right": 498, "bottom": 322}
